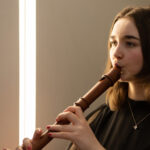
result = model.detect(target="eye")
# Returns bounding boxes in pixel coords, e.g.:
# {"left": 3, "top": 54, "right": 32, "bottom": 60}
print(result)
{"left": 126, "top": 41, "right": 136, "bottom": 48}
{"left": 110, "top": 40, "right": 117, "bottom": 47}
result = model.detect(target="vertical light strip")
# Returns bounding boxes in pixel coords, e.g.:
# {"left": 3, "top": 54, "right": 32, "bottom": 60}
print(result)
{"left": 19, "top": 0, "right": 36, "bottom": 144}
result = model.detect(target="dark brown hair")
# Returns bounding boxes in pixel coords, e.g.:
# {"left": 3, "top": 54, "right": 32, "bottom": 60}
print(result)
{"left": 105, "top": 6, "right": 150, "bottom": 111}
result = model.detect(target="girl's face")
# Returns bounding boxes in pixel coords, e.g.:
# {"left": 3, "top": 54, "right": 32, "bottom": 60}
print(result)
{"left": 109, "top": 18, "right": 143, "bottom": 82}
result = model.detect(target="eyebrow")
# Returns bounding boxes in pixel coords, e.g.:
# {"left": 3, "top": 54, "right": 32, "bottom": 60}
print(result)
{"left": 110, "top": 35, "right": 140, "bottom": 41}
{"left": 124, "top": 35, "right": 140, "bottom": 40}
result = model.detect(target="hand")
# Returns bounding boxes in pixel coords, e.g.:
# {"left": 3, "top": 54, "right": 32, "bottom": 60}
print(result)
{"left": 16, "top": 138, "right": 32, "bottom": 150}
{"left": 16, "top": 128, "right": 43, "bottom": 150}
{"left": 47, "top": 106, "right": 105, "bottom": 150}
{"left": 2, "top": 138, "right": 33, "bottom": 150}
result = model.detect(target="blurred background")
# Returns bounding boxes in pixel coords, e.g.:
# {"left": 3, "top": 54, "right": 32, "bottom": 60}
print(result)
{"left": 0, "top": 0, "right": 149, "bottom": 149}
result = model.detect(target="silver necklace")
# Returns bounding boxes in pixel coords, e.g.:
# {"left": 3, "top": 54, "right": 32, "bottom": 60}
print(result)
{"left": 128, "top": 100, "right": 150, "bottom": 130}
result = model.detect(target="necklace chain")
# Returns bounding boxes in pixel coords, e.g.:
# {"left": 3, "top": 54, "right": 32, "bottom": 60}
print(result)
{"left": 128, "top": 100, "right": 150, "bottom": 130}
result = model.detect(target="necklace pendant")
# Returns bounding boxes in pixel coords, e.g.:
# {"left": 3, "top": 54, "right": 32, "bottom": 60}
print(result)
{"left": 133, "top": 125, "right": 138, "bottom": 130}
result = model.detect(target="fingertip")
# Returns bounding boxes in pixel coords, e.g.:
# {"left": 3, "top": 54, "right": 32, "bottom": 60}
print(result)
{"left": 56, "top": 117, "right": 59, "bottom": 122}
{"left": 46, "top": 125, "right": 51, "bottom": 130}
{"left": 64, "top": 106, "right": 74, "bottom": 112}
{"left": 48, "top": 132, "right": 53, "bottom": 137}
{"left": 32, "top": 128, "right": 43, "bottom": 140}
{"left": 35, "top": 128, "right": 42, "bottom": 134}
{"left": 27, "top": 146, "right": 32, "bottom": 150}
{"left": 23, "top": 138, "right": 32, "bottom": 150}
{"left": 15, "top": 146, "right": 23, "bottom": 150}
{"left": 3, "top": 148, "right": 9, "bottom": 150}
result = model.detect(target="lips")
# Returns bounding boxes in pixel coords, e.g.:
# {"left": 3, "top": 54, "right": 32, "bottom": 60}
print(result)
{"left": 113, "top": 62, "right": 124, "bottom": 75}
{"left": 114, "top": 62, "right": 122, "bottom": 68}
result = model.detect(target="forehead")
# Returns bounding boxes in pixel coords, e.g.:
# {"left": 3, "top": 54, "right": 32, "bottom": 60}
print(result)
{"left": 110, "top": 18, "right": 140, "bottom": 39}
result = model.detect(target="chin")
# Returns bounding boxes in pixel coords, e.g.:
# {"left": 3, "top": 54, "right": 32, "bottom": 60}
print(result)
{"left": 118, "top": 79, "right": 128, "bottom": 83}
{"left": 118, "top": 74, "right": 130, "bottom": 82}
{"left": 119, "top": 75, "right": 135, "bottom": 83}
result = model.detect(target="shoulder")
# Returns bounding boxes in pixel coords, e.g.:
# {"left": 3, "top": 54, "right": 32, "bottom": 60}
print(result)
{"left": 86, "top": 103, "right": 111, "bottom": 119}
{"left": 86, "top": 103, "right": 112, "bottom": 124}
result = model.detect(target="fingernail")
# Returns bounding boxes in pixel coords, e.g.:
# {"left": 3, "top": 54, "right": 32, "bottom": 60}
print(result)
{"left": 48, "top": 133, "right": 52, "bottom": 137}
{"left": 38, "top": 128, "right": 42, "bottom": 133}
{"left": 27, "top": 146, "right": 32, "bottom": 150}
{"left": 16, "top": 146, "right": 22, "bottom": 150}
{"left": 47, "top": 125, "right": 50, "bottom": 130}
{"left": 56, "top": 118, "right": 59, "bottom": 122}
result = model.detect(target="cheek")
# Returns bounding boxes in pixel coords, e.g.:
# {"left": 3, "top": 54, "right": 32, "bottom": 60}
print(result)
{"left": 134, "top": 51, "right": 143, "bottom": 64}
{"left": 109, "top": 50, "right": 113, "bottom": 63}
{"left": 129, "top": 51, "right": 143, "bottom": 71}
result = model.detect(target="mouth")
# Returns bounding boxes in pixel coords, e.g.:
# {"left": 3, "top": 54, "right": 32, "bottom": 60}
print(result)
{"left": 114, "top": 62, "right": 122, "bottom": 68}
{"left": 113, "top": 62, "right": 124, "bottom": 76}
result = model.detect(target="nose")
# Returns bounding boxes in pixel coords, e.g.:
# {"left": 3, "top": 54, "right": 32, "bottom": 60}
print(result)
{"left": 112, "top": 44, "right": 124, "bottom": 59}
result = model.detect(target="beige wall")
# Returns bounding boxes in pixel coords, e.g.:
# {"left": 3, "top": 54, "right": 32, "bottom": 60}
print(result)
{"left": 0, "top": 0, "right": 150, "bottom": 149}
{"left": 36, "top": 0, "right": 150, "bottom": 150}
{"left": 0, "top": 0, "right": 19, "bottom": 149}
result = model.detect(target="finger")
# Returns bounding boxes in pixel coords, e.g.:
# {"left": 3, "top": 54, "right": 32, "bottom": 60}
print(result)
{"left": 15, "top": 146, "right": 23, "bottom": 150}
{"left": 32, "top": 128, "right": 43, "bottom": 141}
{"left": 23, "top": 138, "right": 32, "bottom": 150}
{"left": 56, "top": 111, "right": 78, "bottom": 124}
{"left": 48, "top": 124, "right": 73, "bottom": 132}
{"left": 64, "top": 106, "right": 85, "bottom": 119}
{"left": 3, "top": 148, "right": 11, "bottom": 150}
{"left": 64, "top": 106, "right": 76, "bottom": 112}
{"left": 48, "top": 131, "right": 73, "bottom": 141}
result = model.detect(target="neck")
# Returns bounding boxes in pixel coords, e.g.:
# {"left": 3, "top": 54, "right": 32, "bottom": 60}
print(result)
{"left": 128, "top": 82, "right": 145, "bottom": 101}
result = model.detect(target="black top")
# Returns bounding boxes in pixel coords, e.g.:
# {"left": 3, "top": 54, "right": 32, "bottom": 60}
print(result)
{"left": 67, "top": 98, "right": 150, "bottom": 150}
